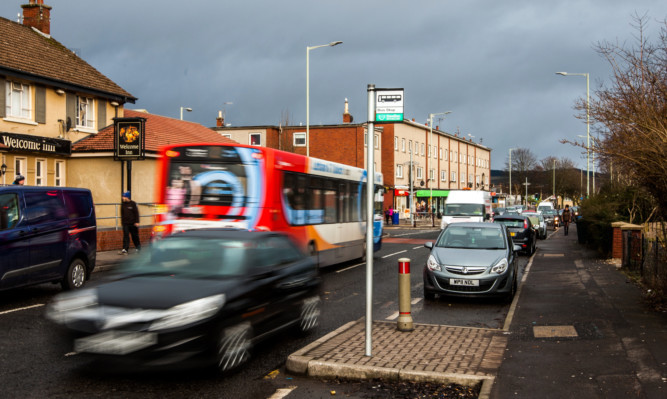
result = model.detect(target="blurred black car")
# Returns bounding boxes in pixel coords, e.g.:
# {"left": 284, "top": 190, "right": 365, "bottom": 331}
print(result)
{"left": 423, "top": 222, "right": 521, "bottom": 300}
{"left": 493, "top": 214, "right": 536, "bottom": 255}
{"left": 47, "top": 229, "right": 321, "bottom": 372}
{"left": 541, "top": 209, "right": 558, "bottom": 227}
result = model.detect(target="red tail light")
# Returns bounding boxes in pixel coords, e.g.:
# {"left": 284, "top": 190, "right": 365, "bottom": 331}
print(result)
{"left": 524, "top": 220, "right": 528, "bottom": 229}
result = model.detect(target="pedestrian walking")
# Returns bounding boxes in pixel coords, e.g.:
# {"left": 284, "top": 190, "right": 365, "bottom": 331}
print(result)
{"left": 120, "top": 191, "right": 141, "bottom": 254}
{"left": 384, "top": 208, "right": 390, "bottom": 225}
{"left": 12, "top": 175, "right": 25, "bottom": 185}
{"left": 561, "top": 205, "right": 572, "bottom": 236}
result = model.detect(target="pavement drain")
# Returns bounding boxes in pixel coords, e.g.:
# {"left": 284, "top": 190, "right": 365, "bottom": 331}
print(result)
{"left": 533, "top": 325, "right": 578, "bottom": 338}
{"left": 542, "top": 253, "right": 565, "bottom": 257}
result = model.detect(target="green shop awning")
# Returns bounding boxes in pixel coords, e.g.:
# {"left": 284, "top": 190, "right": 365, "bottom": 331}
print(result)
{"left": 415, "top": 190, "right": 449, "bottom": 197}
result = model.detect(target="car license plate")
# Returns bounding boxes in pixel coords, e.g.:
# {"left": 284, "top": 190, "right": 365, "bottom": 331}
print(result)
{"left": 510, "top": 232, "right": 516, "bottom": 237}
{"left": 450, "top": 278, "right": 479, "bottom": 287}
{"left": 75, "top": 330, "right": 157, "bottom": 355}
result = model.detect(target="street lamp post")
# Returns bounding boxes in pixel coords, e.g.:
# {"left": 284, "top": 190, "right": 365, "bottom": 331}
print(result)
{"left": 306, "top": 41, "right": 342, "bottom": 157}
{"left": 180, "top": 106, "right": 192, "bottom": 120}
{"left": 509, "top": 148, "right": 514, "bottom": 205}
{"left": 556, "top": 72, "right": 590, "bottom": 197}
{"left": 428, "top": 111, "right": 451, "bottom": 226}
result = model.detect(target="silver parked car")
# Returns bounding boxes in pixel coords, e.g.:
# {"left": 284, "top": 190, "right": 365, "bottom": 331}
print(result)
{"left": 423, "top": 222, "right": 521, "bottom": 300}
{"left": 523, "top": 211, "right": 547, "bottom": 239}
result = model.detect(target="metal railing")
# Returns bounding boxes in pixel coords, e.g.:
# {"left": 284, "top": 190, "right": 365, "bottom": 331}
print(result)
{"left": 95, "top": 202, "right": 157, "bottom": 230}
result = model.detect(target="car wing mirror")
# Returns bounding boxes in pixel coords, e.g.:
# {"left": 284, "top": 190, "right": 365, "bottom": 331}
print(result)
{"left": 513, "top": 244, "right": 522, "bottom": 252}
{"left": 424, "top": 242, "right": 434, "bottom": 249}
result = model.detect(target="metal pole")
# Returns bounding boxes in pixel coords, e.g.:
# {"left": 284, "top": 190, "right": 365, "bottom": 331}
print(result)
{"left": 553, "top": 159, "right": 556, "bottom": 203}
{"left": 509, "top": 148, "right": 512, "bottom": 205}
{"left": 586, "top": 73, "right": 590, "bottom": 197}
{"left": 365, "top": 84, "right": 375, "bottom": 357}
{"left": 306, "top": 47, "right": 310, "bottom": 157}
{"left": 409, "top": 148, "right": 414, "bottom": 227}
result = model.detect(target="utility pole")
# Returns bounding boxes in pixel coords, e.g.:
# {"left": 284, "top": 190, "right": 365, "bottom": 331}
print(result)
{"left": 523, "top": 177, "right": 531, "bottom": 207}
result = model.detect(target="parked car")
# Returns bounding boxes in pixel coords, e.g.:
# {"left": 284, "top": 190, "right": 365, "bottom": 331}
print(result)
{"left": 423, "top": 222, "right": 521, "bottom": 300}
{"left": 0, "top": 186, "right": 96, "bottom": 291}
{"left": 47, "top": 229, "right": 321, "bottom": 372}
{"left": 523, "top": 211, "right": 547, "bottom": 239}
{"left": 493, "top": 214, "right": 537, "bottom": 255}
{"left": 493, "top": 207, "right": 506, "bottom": 217}
{"left": 541, "top": 209, "right": 558, "bottom": 227}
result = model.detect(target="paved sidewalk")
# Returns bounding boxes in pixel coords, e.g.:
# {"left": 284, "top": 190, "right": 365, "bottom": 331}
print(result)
{"left": 287, "top": 224, "right": 667, "bottom": 398}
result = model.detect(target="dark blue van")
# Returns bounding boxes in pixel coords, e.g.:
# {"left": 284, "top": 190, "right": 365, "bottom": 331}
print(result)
{"left": 0, "top": 186, "right": 96, "bottom": 291}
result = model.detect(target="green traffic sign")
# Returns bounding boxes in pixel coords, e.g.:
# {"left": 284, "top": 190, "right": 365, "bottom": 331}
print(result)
{"left": 375, "top": 113, "right": 403, "bottom": 122}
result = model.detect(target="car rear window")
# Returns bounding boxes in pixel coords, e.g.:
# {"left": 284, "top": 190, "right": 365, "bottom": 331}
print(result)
{"left": 495, "top": 219, "right": 524, "bottom": 228}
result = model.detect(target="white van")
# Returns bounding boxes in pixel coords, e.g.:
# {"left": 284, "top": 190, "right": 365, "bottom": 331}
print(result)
{"left": 537, "top": 201, "right": 555, "bottom": 214}
{"left": 440, "top": 190, "right": 492, "bottom": 229}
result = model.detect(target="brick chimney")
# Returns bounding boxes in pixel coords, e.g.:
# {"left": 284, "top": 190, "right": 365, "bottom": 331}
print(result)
{"left": 342, "top": 98, "right": 353, "bottom": 123}
{"left": 22, "top": 0, "right": 51, "bottom": 35}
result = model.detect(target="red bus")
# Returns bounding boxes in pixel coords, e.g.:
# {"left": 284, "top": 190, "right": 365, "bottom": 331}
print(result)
{"left": 152, "top": 143, "right": 383, "bottom": 267}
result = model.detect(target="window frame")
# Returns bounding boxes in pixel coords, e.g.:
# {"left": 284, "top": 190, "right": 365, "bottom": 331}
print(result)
{"left": 396, "top": 164, "right": 403, "bottom": 178}
{"left": 55, "top": 160, "right": 65, "bottom": 187}
{"left": 249, "top": 133, "right": 261, "bottom": 146}
{"left": 293, "top": 132, "right": 306, "bottom": 147}
{"left": 5, "top": 81, "right": 32, "bottom": 121}
{"left": 35, "top": 158, "right": 46, "bottom": 186}
{"left": 76, "top": 95, "right": 95, "bottom": 130}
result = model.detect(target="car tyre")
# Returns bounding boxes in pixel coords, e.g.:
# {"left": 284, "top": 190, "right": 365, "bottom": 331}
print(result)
{"left": 298, "top": 297, "right": 321, "bottom": 334}
{"left": 218, "top": 323, "right": 252, "bottom": 372}
{"left": 505, "top": 275, "right": 517, "bottom": 302}
{"left": 62, "top": 259, "right": 86, "bottom": 290}
{"left": 424, "top": 290, "right": 437, "bottom": 300}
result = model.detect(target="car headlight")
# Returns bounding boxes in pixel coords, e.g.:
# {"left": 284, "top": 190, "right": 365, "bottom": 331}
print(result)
{"left": 46, "top": 289, "right": 98, "bottom": 324}
{"left": 491, "top": 258, "right": 509, "bottom": 274}
{"left": 426, "top": 255, "right": 441, "bottom": 271}
{"left": 149, "top": 294, "right": 225, "bottom": 331}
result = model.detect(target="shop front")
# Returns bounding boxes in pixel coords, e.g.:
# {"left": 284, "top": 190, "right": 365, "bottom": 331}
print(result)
{"left": 415, "top": 189, "right": 450, "bottom": 216}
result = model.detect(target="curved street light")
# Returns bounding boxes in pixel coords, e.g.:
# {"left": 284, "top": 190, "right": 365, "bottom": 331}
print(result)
{"left": 306, "top": 41, "right": 343, "bottom": 157}
{"left": 556, "top": 71, "right": 590, "bottom": 197}
{"left": 180, "top": 106, "right": 193, "bottom": 120}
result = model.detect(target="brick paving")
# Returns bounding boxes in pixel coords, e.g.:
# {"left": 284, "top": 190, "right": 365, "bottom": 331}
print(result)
{"left": 287, "top": 320, "right": 507, "bottom": 386}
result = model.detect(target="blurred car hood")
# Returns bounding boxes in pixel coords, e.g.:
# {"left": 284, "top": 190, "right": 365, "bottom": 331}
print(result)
{"left": 432, "top": 248, "right": 505, "bottom": 267}
{"left": 97, "top": 276, "right": 235, "bottom": 309}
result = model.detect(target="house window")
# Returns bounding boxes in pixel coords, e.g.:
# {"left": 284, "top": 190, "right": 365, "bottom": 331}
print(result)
{"left": 221, "top": 134, "right": 232, "bottom": 139}
{"left": 440, "top": 170, "right": 446, "bottom": 181}
{"left": 451, "top": 171, "right": 456, "bottom": 182}
{"left": 429, "top": 168, "right": 435, "bottom": 181}
{"left": 461, "top": 173, "right": 466, "bottom": 184}
{"left": 249, "top": 133, "right": 261, "bottom": 146}
{"left": 394, "top": 136, "right": 398, "bottom": 151}
{"left": 374, "top": 134, "right": 379, "bottom": 149}
{"left": 439, "top": 147, "right": 443, "bottom": 160}
{"left": 396, "top": 164, "right": 403, "bottom": 178}
{"left": 5, "top": 81, "right": 31, "bottom": 120}
{"left": 401, "top": 138, "right": 406, "bottom": 152}
{"left": 55, "top": 161, "right": 65, "bottom": 187}
{"left": 294, "top": 132, "right": 306, "bottom": 146}
{"left": 35, "top": 159, "right": 46, "bottom": 186}
{"left": 416, "top": 167, "right": 423, "bottom": 180}
{"left": 421, "top": 143, "right": 424, "bottom": 155}
{"left": 469, "top": 174, "right": 473, "bottom": 185}
{"left": 408, "top": 140, "right": 412, "bottom": 153}
{"left": 76, "top": 96, "right": 95, "bottom": 128}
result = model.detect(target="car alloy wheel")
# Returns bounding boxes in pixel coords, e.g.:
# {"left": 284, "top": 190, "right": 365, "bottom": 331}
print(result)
{"left": 218, "top": 323, "right": 252, "bottom": 372}
{"left": 299, "top": 297, "right": 321, "bottom": 332}
{"left": 62, "top": 259, "right": 86, "bottom": 290}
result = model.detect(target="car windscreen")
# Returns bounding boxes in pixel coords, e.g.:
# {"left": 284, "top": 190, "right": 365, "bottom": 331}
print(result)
{"left": 120, "top": 237, "right": 249, "bottom": 278}
{"left": 436, "top": 225, "right": 506, "bottom": 249}
{"left": 444, "top": 203, "right": 485, "bottom": 216}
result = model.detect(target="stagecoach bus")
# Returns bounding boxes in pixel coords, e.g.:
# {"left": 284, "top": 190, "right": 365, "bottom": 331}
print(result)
{"left": 152, "top": 143, "right": 383, "bottom": 267}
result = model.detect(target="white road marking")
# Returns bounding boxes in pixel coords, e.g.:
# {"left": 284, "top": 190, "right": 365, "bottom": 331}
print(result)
{"left": 412, "top": 246, "right": 422, "bottom": 250}
{"left": 382, "top": 250, "right": 407, "bottom": 258}
{"left": 411, "top": 298, "right": 422, "bottom": 305}
{"left": 268, "top": 386, "right": 297, "bottom": 399}
{"left": 0, "top": 304, "right": 44, "bottom": 315}
{"left": 386, "top": 311, "right": 399, "bottom": 320}
{"left": 335, "top": 262, "right": 365, "bottom": 273}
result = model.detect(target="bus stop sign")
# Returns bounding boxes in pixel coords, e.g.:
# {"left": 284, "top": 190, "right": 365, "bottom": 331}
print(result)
{"left": 375, "top": 89, "right": 404, "bottom": 122}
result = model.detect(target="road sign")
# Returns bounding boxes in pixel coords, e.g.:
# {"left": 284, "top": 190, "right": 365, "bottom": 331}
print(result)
{"left": 375, "top": 89, "right": 404, "bottom": 122}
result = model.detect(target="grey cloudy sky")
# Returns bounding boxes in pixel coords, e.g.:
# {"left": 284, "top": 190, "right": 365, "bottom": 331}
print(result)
{"left": 2, "top": 0, "right": 666, "bottom": 169}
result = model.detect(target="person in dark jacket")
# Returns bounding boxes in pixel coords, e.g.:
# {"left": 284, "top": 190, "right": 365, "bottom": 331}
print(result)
{"left": 120, "top": 191, "right": 141, "bottom": 254}
{"left": 12, "top": 175, "right": 25, "bottom": 185}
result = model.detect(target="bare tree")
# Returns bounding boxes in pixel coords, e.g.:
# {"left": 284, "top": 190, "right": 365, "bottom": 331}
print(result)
{"left": 564, "top": 14, "right": 667, "bottom": 220}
